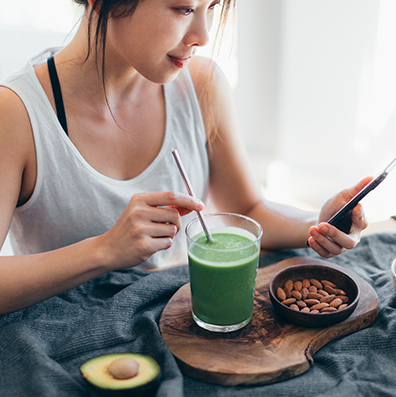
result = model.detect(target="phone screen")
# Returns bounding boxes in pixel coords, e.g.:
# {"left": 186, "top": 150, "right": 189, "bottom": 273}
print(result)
{"left": 327, "top": 157, "right": 396, "bottom": 233}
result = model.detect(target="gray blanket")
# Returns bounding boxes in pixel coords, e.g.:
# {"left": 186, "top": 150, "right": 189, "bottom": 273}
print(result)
{"left": 1, "top": 232, "right": 396, "bottom": 397}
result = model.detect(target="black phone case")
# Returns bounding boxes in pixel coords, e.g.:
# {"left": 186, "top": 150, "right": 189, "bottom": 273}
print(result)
{"left": 331, "top": 211, "right": 352, "bottom": 233}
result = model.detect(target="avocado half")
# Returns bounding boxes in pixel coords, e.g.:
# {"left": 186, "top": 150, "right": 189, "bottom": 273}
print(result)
{"left": 80, "top": 353, "right": 161, "bottom": 396}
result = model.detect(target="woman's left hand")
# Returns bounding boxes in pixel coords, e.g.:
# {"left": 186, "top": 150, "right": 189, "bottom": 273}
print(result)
{"left": 307, "top": 177, "right": 372, "bottom": 258}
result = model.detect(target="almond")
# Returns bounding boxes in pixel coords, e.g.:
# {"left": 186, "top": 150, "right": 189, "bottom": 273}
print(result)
{"left": 337, "top": 295, "right": 349, "bottom": 303}
{"left": 334, "top": 288, "right": 346, "bottom": 296}
{"left": 291, "top": 290, "right": 302, "bottom": 300}
{"left": 307, "top": 292, "right": 323, "bottom": 300}
{"left": 309, "top": 279, "right": 323, "bottom": 290}
{"left": 302, "top": 279, "right": 311, "bottom": 288}
{"left": 320, "top": 294, "right": 336, "bottom": 303}
{"left": 290, "top": 304, "right": 299, "bottom": 311}
{"left": 308, "top": 285, "right": 317, "bottom": 293}
{"left": 321, "top": 280, "right": 337, "bottom": 288}
{"left": 284, "top": 287, "right": 292, "bottom": 299}
{"left": 338, "top": 303, "right": 348, "bottom": 310}
{"left": 324, "top": 284, "right": 337, "bottom": 295}
{"left": 321, "top": 307, "right": 337, "bottom": 313}
{"left": 310, "top": 302, "right": 329, "bottom": 311}
{"left": 301, "top": 307, "right": 310, "bottom": 313}
{"left": 282, "top": 298, "right": 296, "bottom": 306}
{"left": 294, "top": 281, "right": 303, "bottom": 291}
{"left": 301, "top": 287, "right": 309, "bottom": 300}
{"left": 329, "top": 298, "right": 343, "bottom": 308}
{"left": 276, "top": 287, "right": 286, "bottom": 301}
{"left": 296, "top": 300, "right": 307, "bottom": 309}
{"left": 318, "top": 289, "right": 329, "bottom": 297}
{"left": 284, "top": 279, "right": 293, "bottom": 291}
{"left": 310, "top": 309, "right": 320, "bottom": 314}
{"left": 304, "top": 299, "right": 320, "bottom": 306}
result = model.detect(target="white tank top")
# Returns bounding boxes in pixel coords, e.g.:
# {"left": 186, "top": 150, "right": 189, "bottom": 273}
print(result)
{"left": 0, "top": 48, "right": 209, "bottom": 270}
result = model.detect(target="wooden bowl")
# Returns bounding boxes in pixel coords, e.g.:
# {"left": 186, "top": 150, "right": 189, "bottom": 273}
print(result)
{"left": 269, "top": 263, "right": 360, "bottom": 328}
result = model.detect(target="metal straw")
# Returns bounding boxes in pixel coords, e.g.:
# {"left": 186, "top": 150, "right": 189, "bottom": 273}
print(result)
{"left": 172, "top": 149, "right": 214, "bottom": 243}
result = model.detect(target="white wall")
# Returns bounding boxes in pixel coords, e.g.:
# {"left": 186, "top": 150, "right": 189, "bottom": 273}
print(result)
{"left": 236, "top": 0, "right": 396, "bottom": 220}
{"left": 0, "top": 28, "right": 72, "bottom": 77}
{"left": 235, "top": 0, "right": 282, "bottom": 173}
{"left": 0, "top": 1, "right": 80, "bottom": 78}
{"left": 278, "top": 0, "right": 381, "bottom": 204}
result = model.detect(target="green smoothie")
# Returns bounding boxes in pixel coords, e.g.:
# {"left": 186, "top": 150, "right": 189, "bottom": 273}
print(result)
{"left": 188, "top": 227, "right": 260, "bottom": 327}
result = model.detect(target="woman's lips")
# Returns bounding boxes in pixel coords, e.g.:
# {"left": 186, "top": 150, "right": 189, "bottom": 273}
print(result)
{"left": 168, "top": 55, "right": 192, "bottom": 68}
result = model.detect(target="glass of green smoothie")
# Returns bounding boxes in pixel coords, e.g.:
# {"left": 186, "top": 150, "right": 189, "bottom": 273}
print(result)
{"left": 186, "top": 213, "right": 262, "bottom": 333}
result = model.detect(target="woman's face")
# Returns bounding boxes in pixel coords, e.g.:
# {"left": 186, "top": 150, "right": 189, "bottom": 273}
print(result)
{"left": 106, "top": 0, "right": 221, "bottom": 84}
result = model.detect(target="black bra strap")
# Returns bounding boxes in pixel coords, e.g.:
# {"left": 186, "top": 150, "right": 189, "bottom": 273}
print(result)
{"left": 47, "top": 56, "right": 68, "bottom": 135}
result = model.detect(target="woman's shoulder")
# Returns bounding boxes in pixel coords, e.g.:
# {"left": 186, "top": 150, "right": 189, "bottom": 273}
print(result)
{"left": 188, "top": 56, "right": 225, "bottom": 97}
{"left": 0, "top": 86, "right": 32, "bottom": 134}
{"left": 0, "top": 86, "right": 35, "bottom": 165}
{"left": 0, "top": 85, "right": 37, "bottom": 206}
{"left": 0, "top": 57, "right": 48, "bottom": 143}
{"left": 188, "top": 56, "right": 231, "bottom": 116}
{"left": 0, "top": 86, "right": 30, "bottom": 129}
{"left": 188, "top": 56, "right": 234, "bottom": 137}
{"left": 189, "top": 56, "right": 217, "bottom": 79}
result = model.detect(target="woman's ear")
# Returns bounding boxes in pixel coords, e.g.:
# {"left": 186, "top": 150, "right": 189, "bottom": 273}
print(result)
{"left": 86, "top": 0, "right": 100, "bottom": 14}
{"left": 86, "top": 0, "right": 113, "bottom": 18}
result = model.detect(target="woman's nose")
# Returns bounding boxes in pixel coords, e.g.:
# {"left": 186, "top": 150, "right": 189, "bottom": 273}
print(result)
{"left": 184, "top": 15, "right": 211, "bottom": 47}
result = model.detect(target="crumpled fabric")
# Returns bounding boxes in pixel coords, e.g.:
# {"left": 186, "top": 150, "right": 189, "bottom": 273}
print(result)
{"left": 0, "top": 232, "right": 395, "bottom": 397}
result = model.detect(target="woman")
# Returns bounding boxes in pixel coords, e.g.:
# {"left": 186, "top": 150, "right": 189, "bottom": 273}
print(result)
{"left": 0, "top": 0, "right": 369, "bottom": 315}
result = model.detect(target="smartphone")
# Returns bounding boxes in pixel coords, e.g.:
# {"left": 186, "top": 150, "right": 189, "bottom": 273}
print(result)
{"left": 328, "top": 157, "right": 396, "bottom": 233}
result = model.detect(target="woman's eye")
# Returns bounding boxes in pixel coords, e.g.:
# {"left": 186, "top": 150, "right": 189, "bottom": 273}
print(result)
{"left": 209, "top": 1, "right": 222, "bottom": 10}
{"left": 177, "top": 8, "right": 195, "bottom": 16}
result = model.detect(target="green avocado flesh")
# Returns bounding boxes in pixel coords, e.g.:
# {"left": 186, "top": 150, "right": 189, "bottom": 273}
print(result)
{"left": 80, "top": 353, "right": 160, "bottom": 391}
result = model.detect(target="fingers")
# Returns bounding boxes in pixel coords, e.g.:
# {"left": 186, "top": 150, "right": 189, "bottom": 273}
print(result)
{"left": 319, "top": 177, "right": 373, "bottom": 224}
{"left": 351, "top": 176, "right": 374, "bottom": 195}
{"left": 309, "top": 204, "right": 366, "bottom": 258}
{"left": 313, "top": 176, "right": 372, "bottom": 259}
{"left": 339, "top": 177, "right": 373, "bottom": 203}
{"left": 308, "top": 222, "right": 357, "bottom": 258}
{"left": 140, "top": 206, "right": 183, "bottom": 233}
{"left": 307, "top": 236, "right": 339, "bottom": 258}
{"left": 308, "top": 226, "right": 343, "bottom": 258}
{"left": 128, "top": 190, "right": 204, "bottom": 242}
{"left": 129, "top": 191, "right": 204, "bottom": 234}
{"left": 103, "top": 191, "right": 206, "bottom": 269}
{"left": 350, "top": 203, "right": 368, "bottom": 232}
{"left": 144, "top": 191, "right": 204, "bottom": 213}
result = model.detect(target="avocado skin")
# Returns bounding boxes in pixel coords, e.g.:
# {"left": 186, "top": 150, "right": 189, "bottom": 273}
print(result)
{"left": 80, "top": 353, "right": 161, "bottom": 397}
{"left": 84, "top": 373, "right": 161, "bottom": 397}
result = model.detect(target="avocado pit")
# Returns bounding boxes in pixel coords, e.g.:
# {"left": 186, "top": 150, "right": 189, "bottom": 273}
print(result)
{"left": 108, "top": 357, "right": 140, "bottom": 380}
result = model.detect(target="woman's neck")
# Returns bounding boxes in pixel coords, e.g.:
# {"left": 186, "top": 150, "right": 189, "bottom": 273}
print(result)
{"left": 55, "top": 19, "right": 151, "bottom": 109}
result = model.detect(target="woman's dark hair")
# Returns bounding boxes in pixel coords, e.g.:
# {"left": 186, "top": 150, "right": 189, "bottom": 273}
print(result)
{"left": 73, "top": 0, "right": 235, "bottom": 64}
{"left": 72, "top": 1, "right": 139, "bottom": 68}
{"left": 72, "top": 0, "right": 236, "bottom": 140}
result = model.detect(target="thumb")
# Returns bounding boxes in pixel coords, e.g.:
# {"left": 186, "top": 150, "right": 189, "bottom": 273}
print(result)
{"left": 344, "top": 176, "right": 373, "bottom": 201}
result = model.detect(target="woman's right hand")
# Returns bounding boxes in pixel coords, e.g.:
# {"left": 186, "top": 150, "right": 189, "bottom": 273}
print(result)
{"left": 307, "top": 177, "right": 371, "bottom": 257}
{"left": 97, "top": 191, "right": 204, "bottom": 270}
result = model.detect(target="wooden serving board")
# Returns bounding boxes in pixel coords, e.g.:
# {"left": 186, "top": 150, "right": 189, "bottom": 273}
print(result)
{"left": 159, "top": 257, "right": 378, "bottom": 386}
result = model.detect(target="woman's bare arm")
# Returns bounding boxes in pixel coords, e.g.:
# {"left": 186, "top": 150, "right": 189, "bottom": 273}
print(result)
{"left": 0, "top": 88, "right": 203, "bottom": 315}
{"left": 0, "top": 88, "right": 109, "bottom": 314}
{"left": 189, "top": 57, "right": 368, "bottom": 256}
